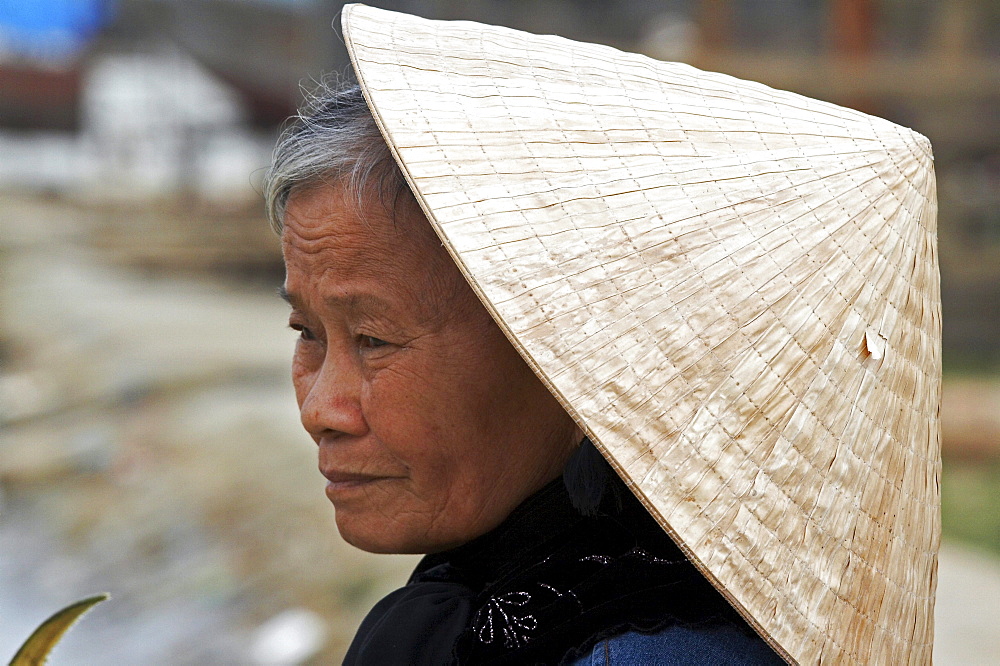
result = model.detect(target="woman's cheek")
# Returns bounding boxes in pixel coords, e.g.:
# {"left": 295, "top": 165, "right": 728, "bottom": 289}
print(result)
{"left": 290, "top": 364, "right": 312, "bottom": 407}
{"left": 291, "top": 346, "right": 324, "bottom": 403}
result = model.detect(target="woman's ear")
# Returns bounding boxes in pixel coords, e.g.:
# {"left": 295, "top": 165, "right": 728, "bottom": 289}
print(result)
{"left": 563, "top": 437, "right": 613, "bottom": 517}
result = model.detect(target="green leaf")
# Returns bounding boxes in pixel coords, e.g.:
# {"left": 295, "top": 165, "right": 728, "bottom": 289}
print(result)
{"left": 9, "top": 594, "right": 109, "bottom": 666}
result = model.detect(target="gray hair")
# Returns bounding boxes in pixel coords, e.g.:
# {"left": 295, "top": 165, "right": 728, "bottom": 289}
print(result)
{"left": 263, "top": 78, "right": 409, "bottom": 231}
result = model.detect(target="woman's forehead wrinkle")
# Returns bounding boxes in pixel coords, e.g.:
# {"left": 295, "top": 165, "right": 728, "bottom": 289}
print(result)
{"left": 285, "top": 222, "right": 387, "bottom": 280}
{"left": 282, "top": 200, "right": 340, "bottom": 244}
{"left": 282, "top": 183, "right": 472, "bottom": 329}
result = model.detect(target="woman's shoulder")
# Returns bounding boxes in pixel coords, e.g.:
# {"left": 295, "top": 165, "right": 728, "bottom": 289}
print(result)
{"left": 567, "top": 622, "right": 786, "bottom": 665}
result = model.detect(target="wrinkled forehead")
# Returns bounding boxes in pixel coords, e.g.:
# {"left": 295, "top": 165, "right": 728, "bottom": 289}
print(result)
{"left": 281, "top": 181, "right": 469, "bottom": 311}
{"left": 282, "top": 181, "right": 436, "bottom": 254}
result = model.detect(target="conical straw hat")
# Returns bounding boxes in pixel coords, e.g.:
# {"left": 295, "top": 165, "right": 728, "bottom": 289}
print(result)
{"left": 341, "top": 4, "right": 941, "bottom": 664}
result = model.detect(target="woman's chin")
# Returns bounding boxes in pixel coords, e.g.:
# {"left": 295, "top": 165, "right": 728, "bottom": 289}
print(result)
{"left": 334, "top": 512, "right": 423, "bottom": 554}
{"left": 333, "top": 510, "right": 479, "bottom": 555}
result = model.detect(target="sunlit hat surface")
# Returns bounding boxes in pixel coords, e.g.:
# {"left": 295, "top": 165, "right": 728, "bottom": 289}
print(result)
{"left": 341, "top": 4, "right": 941, "bottom": 663}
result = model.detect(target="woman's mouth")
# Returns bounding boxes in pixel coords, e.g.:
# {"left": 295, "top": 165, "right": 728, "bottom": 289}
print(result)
{"left": 321, "top": 470, "right": 393, "bottom": 498}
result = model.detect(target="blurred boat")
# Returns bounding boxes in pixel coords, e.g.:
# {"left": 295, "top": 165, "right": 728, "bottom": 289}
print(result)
{"left": 164, "top": 0, "right": 348, "bottom": 126}
{"left": 0, "top": 0, "right": 115, "bottom": 130}
{"left": 161, "top": 0, "right": 656, "bottom": 126}
{"left": 0, "top": 63, "right": 83, "bottom": 130}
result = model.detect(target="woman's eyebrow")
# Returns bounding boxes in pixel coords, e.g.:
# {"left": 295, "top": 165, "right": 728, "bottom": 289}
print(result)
{"left": 278, "top": 286, "right": 392, "bottom": 315}
{"left": 277, "top": 285, "right": 296, "bottom": 306}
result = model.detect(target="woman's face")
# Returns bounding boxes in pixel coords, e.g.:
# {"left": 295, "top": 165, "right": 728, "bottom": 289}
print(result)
{"left": 282, "top": 183, "right": 580, "bottom": 554}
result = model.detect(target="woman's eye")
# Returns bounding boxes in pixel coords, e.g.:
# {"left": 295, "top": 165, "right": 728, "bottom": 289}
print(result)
{"left": 360, "top": 335, "right": 389, "bottom": 349}
{"left": 289, "top": 323, "right": 316, "bottom": 341}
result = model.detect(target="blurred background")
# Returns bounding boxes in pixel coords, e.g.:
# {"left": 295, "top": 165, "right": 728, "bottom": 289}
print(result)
{"left": 1, "top": 0, "right": 997, "bottom": 663}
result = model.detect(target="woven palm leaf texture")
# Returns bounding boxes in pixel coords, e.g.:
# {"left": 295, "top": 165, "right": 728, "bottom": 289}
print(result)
{"left": 342, "top": 4, "right": 941, "bottom": 664}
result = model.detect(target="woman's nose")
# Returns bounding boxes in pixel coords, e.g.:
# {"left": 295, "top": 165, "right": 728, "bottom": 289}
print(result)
{"left": 295, "top": 354, "right": 368, "bottom": 440}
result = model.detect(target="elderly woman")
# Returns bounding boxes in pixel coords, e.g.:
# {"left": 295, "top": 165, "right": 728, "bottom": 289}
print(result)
{"left": 264, "top": 6, "right": 941, "bottom": 665}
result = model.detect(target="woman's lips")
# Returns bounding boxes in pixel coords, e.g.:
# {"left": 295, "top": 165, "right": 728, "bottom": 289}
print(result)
{"left": 321, "top": 470, "right": 396, "bottom": 498}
